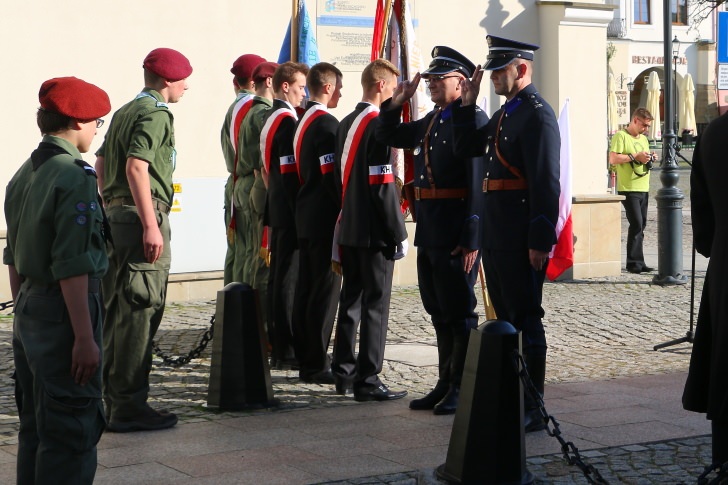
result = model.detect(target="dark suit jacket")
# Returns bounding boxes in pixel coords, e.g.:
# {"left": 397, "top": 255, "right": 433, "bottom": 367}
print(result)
{"left": 335, "top": 102, "right": 407, "bottom": 249}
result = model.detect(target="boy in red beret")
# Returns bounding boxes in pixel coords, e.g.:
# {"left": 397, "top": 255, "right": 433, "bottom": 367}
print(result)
{"left": 221, "top": 53, "right": 265, "bottom": 285}
{"left": 4, "top": 76, "right": 111, "bottom": 484}
{"left": 95, "top": 47, "right": 192, "bottom": 432}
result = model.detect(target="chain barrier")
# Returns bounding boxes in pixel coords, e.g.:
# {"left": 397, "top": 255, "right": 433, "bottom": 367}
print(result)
{"left": 698, "top": 462, "right": 728, "bottom": 485}
{"left": 0, "top": 300, "right": 13, "bottom": 312}
{"left": 512, "top": 351, "right": 610, "bottom": 485}
{"left": 152, "top": 314, "right": 215, "bottom": 368}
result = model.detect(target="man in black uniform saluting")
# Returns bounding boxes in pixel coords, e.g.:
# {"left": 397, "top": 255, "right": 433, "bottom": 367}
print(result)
{"left": 377, "top": 46, "right": 487, "bottom": 415}
{"left": 453, "top": 35, "right": 561, "bottom": 431}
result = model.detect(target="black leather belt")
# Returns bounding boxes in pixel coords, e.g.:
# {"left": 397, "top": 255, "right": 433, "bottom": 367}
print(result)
{"left": 106, "top": 196, "right": 170, "bottom": 214}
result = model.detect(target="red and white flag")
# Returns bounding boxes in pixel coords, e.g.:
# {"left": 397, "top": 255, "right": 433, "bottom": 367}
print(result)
{"left": 546, "top": 99, "right": 574, "bottom": 281}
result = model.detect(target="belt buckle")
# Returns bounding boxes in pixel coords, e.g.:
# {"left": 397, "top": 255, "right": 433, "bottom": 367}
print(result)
{"left": 482, "top": 177, "right": 488, "bottom": 193}
{"left": 414, "top": 187, "right": 421, "bottom": 200}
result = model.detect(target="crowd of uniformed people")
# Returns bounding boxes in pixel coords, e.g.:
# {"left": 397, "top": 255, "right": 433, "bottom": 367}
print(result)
{"left": 4, "top": 35, "right": 565, "bottom": 483}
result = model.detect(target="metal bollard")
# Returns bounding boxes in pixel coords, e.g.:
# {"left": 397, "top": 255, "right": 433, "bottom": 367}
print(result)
{"left": 207, "top": 283, "right": 277, "bottom": 410}
{"left": 436, "top": 319, "right": 533, "bottom": 485}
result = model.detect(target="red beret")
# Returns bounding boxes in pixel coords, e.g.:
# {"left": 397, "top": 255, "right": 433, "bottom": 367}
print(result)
{"left": 231, "top": 54, "right": 266, "bottom": 79}
{"left": 143, "top": 48, "right": 193, "bottom": 81}
{"left": 38, "top": 77, "right": 111, "bottom": 120}
{"left": 252, "top": 62, "right": 279, "bottom": 84}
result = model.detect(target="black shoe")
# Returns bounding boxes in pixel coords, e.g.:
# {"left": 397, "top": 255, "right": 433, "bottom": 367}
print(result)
{"left": 300, "top": 369, "right": 335, "bottom": 385}
{"left": 627, "top": 266, "right": 642, "bottom": 274}
{"left": 642, "top": 266, "right": 655, "bottom": 272}
{"left": 354, "top": 384, "right": 407, "bottom": 402}
{"left": 335, "top": 380, "right": 354, "bottom": 396}
{"left": 107, "top": 407, "right": 178, "bottom": 433}
{"left": 524, "top": 408, "right": 547, "bottom": 433}
{"left": 409, "top": 382, "right": 449, "bottom": 410}
{"left": 433, "top": 386, "right": 460, "bottom": 415}
{"left": 275, "top": 357, "right": 300, "bottom": 371}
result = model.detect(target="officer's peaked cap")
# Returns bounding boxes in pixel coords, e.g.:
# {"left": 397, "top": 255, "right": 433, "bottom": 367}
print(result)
{"left": 421, "top": 46, "right": 475, "bottom": 79}
{"left": 483, "top": 35, "right": 539, "bottom": 71}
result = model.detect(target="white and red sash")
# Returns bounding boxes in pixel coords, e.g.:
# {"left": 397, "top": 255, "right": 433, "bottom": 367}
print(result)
{"left": 340, "top": 104, "right": 379, "bottom": 201}
{"left": 229, "top": 93, "right": 254, "bottom": 154}
{"left": 293, "top": 104, "right": 329, "bottom": 182}
{"left": 260, "top": 106, "right": 297, "bottom": 175}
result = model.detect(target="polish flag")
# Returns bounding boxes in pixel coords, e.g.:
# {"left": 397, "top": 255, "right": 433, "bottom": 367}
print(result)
{"left": 546, "top": 99, "right": 574, "bottom": 281}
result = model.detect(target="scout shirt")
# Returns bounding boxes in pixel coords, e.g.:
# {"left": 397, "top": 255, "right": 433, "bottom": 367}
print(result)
{"left": 236, "top": 96, "right": 273, "bottom": 180}
{"left": 96, "top": 88, "right": 175, "bottom": 206}
{"left": 221, "top": 89, "right": 255, "bottom": 175}
{"left": 4, "top": 135, "right": 108, "bottom": 283}
{"left": 609, "top": 129, "right": 651, "bottom": 193}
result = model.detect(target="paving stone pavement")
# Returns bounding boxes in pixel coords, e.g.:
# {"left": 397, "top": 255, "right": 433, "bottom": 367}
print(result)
{"left": 0, "top": 163, "right": 715, "bottom": 483}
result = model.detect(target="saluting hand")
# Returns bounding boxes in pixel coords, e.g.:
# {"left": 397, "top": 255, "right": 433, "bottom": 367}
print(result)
{"left": 460, "top": 65, "right": 484, "bottom": 107}
{"left": 391, "top": 73, "right": 421, "bottom": 107}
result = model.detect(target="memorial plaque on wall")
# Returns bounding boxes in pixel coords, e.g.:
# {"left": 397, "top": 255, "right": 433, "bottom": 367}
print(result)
{"left": 316, "top": 0, "right": 377, "bottom": 71}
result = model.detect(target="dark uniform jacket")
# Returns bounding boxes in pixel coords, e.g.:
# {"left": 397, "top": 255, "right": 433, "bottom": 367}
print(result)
{"left": 295, "top": 101, "right": 340, "bottom": 240}
{"left": 335, "top": 102, "right": 407, "bottom": 249}
{"left": 377, "top": 99, "right": 487, "bottom": 250}
{"left": 261, "top": 99, "right": 299, "bottom": 229}
{"left": 452, "top": 84, "right": 560, "bottom": 252}
{"left": 683, "top": 112, "right": 728, "bottom": 420}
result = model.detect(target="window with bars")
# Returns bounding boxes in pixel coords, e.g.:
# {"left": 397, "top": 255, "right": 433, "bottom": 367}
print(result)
{"left": 634, "top": 0, "right": 651, "bottom": 24}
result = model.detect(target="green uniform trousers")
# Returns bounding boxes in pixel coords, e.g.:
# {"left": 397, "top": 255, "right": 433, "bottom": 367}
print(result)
{"left": 101, "top": 204, "right": 171, "bottom": 419}
{"left": 232, "top": 174, "right": 254, "bottom": 284}
{"left": 13, "top": 281, "right": 105, "bottom": 485}
{"left": 223, "top": 175, "right": 235, "bottom": 285}
{"left": 250, "top": 175, "right": 270, "bottom": 336}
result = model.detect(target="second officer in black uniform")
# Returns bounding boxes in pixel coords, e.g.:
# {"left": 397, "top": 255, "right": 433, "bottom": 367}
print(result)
{"left": 453, "top": 35, "right": 561, "bottom": 432}
{"left": 376, "top": 46, "right": 488, "bottom": 415}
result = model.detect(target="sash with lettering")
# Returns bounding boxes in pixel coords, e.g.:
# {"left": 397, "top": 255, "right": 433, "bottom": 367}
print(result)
{"left": 332, "top": 104, "right": 380, "bottom": 272}
{"left": 226, "top": 93, "right": 254, "bottom": 242}
{"left": 293, "top": 103, "right": 331, "bottom": 184}
{"left": 260, "top": 105, "right": 297, "bottom": 176}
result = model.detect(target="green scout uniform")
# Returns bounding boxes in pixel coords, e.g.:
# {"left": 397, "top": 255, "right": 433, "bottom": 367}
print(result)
{"left": 96, "top": 88, "right": 174, "bottom": 420}
{"left": 4, "top": 135, "right": 107, "bottom": 484}
{"left": 221, "top": 89, "right": 254, "bottom": 285}
{"left": 233, "top": 95, "right": 272, "bottom": 284}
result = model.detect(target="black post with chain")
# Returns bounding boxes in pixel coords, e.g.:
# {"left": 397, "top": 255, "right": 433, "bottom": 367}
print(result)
{"left": 152, "top": 314, "right": 215, "bottom": 368}
{"left": 698, "top": 462, "right": 728, "bottom": 484}
{"left": 513, "top": 351, "right": 610, "bottom": 485}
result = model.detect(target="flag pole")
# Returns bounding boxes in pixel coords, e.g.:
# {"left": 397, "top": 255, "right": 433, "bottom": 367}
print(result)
{"left": 291, "top": 0, "right": 300, "bottom": 62}
{"left": 378, "top": 0, "right": 394, "bottom": 58}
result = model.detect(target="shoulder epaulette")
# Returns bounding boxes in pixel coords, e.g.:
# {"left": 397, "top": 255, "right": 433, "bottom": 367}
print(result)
{"left": 526, "top": 93, "right": 544, "bottom": 109}
{"left": 74, "top": 159, "right": 97, "bottom": 177}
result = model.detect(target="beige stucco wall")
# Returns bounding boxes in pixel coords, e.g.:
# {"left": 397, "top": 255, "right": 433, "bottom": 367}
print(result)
{"left": 1, "top": 0, "right": 622, "bottom": 300}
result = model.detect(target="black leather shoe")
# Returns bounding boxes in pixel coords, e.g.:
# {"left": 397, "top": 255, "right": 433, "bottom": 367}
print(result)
{"left": 410, "top": 383, "right": 449, "bottom": 410}
{"left": 433, "top": 386, "right": 460, "bottom": 415}
{"left": 354, "top": 384, "right": 407, "bottom": 402}
{"left": 627, "top": 266, "right": 642, "bottom": 274}
{"left": 335, "top": 382, "right": 354, "bottom": 396}
{"left": 642, "top": 266, "right": 655, "bottom": 272}
{"left": 524, "top": 408, "right": 547, "bottom": 433}
{"left": 300, "top": 369, "right": 335, "bottom": 385}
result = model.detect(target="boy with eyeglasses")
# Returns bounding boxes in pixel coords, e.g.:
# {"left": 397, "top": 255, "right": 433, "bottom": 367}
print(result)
{"left": 4, "top": 76, "right": 111, "bottom": 484}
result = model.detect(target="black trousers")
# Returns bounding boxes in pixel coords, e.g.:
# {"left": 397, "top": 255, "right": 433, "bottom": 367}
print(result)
{"left": 619, "top": 191, "right": 649, "bottom": 271}
{"left": 483, "top": 248, "right": 547, "bottom": 356}
{"left": 268, "top": 225, "right": 298, "bottom": 361}
{"left": 332, "top": 246, "right": 394, "bottom": 388}
{"left": 293, "top": 237, "right": 341, "bottom": 378}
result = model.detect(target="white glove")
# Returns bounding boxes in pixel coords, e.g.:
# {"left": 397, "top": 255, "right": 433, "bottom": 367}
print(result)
{"left": 393, "top": 239, "right": 409, "bottom": 260}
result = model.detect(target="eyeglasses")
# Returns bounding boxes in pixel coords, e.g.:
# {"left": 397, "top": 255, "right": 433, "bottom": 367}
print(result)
{"left": 424, "top": 75, "right": 462, "bottom": 85}
{"left": 636, "top": 119, "right": 652, "bottom": 128}
{"left": 96, "top": 119, "right": 105, "bottom": 128}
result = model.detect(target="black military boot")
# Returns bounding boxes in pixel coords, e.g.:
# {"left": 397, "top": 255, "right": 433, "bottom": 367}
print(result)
{"left": 433, "top": 330, "right": 468, "bottom": 416}
{"left": 523, "top": 353, "right": 547, "bottom": 433}
{"left": 411, "top": 325, "right": 452, "bottom": 410}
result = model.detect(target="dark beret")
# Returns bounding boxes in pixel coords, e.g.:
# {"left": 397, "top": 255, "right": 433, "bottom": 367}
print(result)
{"left": 143, "top": 48, "right": 193, "bottom": 81}
{"left": 252, "top": 62, "right": 279, "bottom": 84}
{"left": 38, "top": 77, "right": 111, "bottom": 120}
{"left": 231, "top": 54, "right": 266, "bottom": 79}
